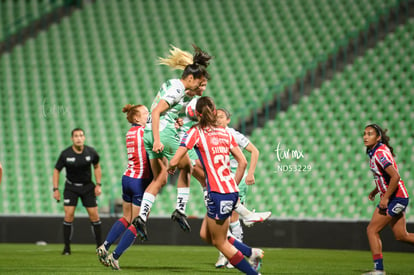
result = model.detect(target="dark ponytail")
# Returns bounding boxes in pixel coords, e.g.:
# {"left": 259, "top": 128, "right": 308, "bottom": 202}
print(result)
{"left": 182, "top": 45, "right": 212, "bottom": 80}
{"left": 195, "top": 96, "right": 217, "bottom": 128}
{"left": 365, "top": 123, "right": 395, "bottom": 156}
{"left": 192, "top": 44, "right": 212, "bottom": 67}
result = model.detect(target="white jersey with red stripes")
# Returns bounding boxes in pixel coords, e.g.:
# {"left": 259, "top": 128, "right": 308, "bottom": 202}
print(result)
{"left": 368, "top": 143, "right": 408, "bottom": 199}
{"left": 181, "top": 126, "right": 239, "bottom": 194}
{"left": 124, "top": 124, "right": 151, "bottom": 179}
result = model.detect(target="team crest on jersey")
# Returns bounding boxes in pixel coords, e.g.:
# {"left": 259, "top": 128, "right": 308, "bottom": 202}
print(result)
{"left": 85, "top": 156, "right": 91, "bottom": 162}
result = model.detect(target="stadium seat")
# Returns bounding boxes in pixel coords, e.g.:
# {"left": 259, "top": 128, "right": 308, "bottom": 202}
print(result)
{"left": 0, "top": 0, "right": 410, "bottom": 218}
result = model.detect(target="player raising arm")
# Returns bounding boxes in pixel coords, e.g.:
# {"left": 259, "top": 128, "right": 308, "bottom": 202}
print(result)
{"left": 132, "top": 45, "right": 211, "bottom": 240}
{"left": 214, "top": 108, "right": 271, "bottom": 268}
{"left": 168, "top": 97, "right": 263, "bottom": 274}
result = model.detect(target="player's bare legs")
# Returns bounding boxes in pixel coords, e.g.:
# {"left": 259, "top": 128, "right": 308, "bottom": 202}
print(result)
{"left": 389, "top": 212, "right": 414, "bottom": 244}
{"left": 200, "top": 215, "right": 261, "bottom": 274}
{"left": 145, "top": 158, "right": 169, "bottom": 196}
{"left": 132, "top": 157, "right": 168, "bottom": 240}
{"left": 366, "top": 208, "right": 391, "bottom": 256}
{"left": 171, "top": 155, "right": 193, "bottom": 232}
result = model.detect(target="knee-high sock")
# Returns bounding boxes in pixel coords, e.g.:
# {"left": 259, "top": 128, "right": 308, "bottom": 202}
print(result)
{"left": 234, "top": 201, "right": 251, "bottom": 219}
{"left": 229, "top": 220, "right": 243, "bottom": 241}
{"left": 113, "top": 225, "right": 138, "bottom": 260}
{"left": 229, "top": 250, "right": 258, "bottom": 275}
{"left": 63, "top": 221, "right": 73, "bottom": 247}
{"left": 228, "top": 236, "right": 252, "bottom": 257}
{"left": 91, "top": 220, "right": 102, "bottom": 248}
{"left": 103, "top": 217, "right": 129, "bottom": 250}
{"left": 139, "top": 192, "right": 155, "bottom": 221}
{"left": 373, "top": 254, "right": 384, "bottom": 271}
{"left": 176, "top": 187, "right": 190, "bottom": 213}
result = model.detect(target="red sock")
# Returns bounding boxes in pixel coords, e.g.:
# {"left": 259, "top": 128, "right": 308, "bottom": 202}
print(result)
{"left": 229, "top": 251, "right": 257, "bottom": 274}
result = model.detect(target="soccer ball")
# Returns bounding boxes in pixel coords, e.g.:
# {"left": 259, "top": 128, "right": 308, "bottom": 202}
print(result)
{"left": 185, "top": 97, "right": 199, "bottom": 121}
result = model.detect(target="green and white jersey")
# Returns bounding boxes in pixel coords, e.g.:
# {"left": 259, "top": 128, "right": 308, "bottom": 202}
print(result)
{"left": 177, "top": 96, "right": 200, "bottom": 139}
{"left": 227, "top": 127, "right": 250, "bottom": 172}
{"left": 146, "top": 79, "right": 194, "bottom": 131}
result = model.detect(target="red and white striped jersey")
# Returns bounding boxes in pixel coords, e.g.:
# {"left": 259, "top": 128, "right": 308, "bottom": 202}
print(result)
{"left": 368, "top": 143, "right": 408, "bottom": 198}
{"left": 124, "top": 124, "right": 151, "bottom": 179}
{"left": 181, "top": 126, "right": 239, "bottom": 194}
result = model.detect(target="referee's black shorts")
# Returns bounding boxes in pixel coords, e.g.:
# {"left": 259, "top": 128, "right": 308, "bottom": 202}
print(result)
{"left": 63, "top": 183, "right": 97, "bottom": 207}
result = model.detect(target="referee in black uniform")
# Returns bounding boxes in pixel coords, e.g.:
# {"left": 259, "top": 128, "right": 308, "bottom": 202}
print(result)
{"left": 53, "top": 128, "right": 102, "bottom": 255}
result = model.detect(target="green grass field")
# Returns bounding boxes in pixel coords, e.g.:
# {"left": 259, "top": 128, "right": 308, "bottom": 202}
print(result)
{"left": 0, "top": 243, "right": 412, "bottom": 274}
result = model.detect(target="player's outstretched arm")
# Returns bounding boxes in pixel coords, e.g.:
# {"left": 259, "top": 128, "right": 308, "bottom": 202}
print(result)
{"left": 151, "top": 100, "right": 170, "bottom": 153}
{"left": 168, "top": 146, "right": 188, "bottom": 174}
{"left": 230, "top": 146, "right": 247, "bottom": 185}
{"left": 244, "top": 142, "right": 259, "bottom": 185}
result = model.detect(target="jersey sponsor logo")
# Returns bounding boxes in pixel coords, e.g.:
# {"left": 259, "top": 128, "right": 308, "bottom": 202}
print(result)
{"left": 66, "top": 157, "right": 75, "bottom": 162}
{"left": 211, "top": 137, "right": 219, "bottom": 146}
{"left": 379, "top": 156, "right": 389, "bottom": 166}
{"left": 377, "top": 151, "right": 390, "bottom": 166}
{"left": 391, "top": 203, "right": 405, "bottom": 214}
{"left": 220, "top": 200, "right": 233, "bottom": 215}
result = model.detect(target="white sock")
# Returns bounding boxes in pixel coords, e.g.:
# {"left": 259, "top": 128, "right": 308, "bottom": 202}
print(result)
{"left": 229, "top": 220, "right": 243, "bottom": 241}
{"left": 139, "top": 192, "right": 155, "bottom": 222}
{"left": 234, "top": 202, "right": 252, "bottom": 219}
{"left": 176, "top": 187, "right": 190, "bottom": 213}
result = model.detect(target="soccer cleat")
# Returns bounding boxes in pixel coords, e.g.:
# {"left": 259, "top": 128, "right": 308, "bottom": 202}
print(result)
{"left": 226, "top": 262, "right": 234, "bottom": 269}
{"left": 248, "top": 248, "right": 264, "bottom": 272}
{"left": 215, "top": 252, "right": 228, "bottom": 268}
{"left": 132, "top": 216, "right": 148, "bottom": 241}
{"left": 96, "top": 244, "right": 109, "bottom": 266}
{"left": 242, "top": 211, "right": 271, "bottom": 227}
{"left": 107, "top": 253, "right": 120, "bottom": 270}
{"left": 61, "top": 245, "right": 71, "bottom": 255}
{"left": 171, "top": 209, "right": 191, "bottom": 232}
{"left": 362, "top": 271, "right": 386, "bottom": 275}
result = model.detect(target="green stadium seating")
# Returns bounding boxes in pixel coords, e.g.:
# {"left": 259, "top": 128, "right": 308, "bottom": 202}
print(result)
{"left": 0, "top": 0, "right": 410, "bottom": 218}
{"left": 249, "top": 17, "right": 414, "bottom": 220}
